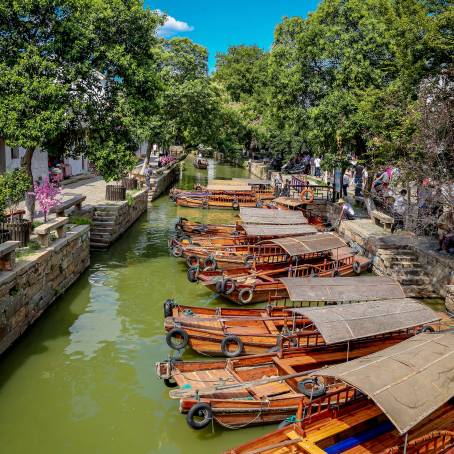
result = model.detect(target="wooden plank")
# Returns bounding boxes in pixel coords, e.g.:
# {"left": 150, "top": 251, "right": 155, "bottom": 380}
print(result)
{"left": 286, "top": 430, "right": 326, "bottom": 453}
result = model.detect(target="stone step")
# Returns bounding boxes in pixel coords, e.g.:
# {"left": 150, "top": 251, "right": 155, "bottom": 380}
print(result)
{"left": 90, "top": 241, "right": 109, "bottom": 250}
{"left": 403, "top": 285, "right": 439, "bottom": 298}
{"left": 388, "top": 262, "right": 423, "bottom": 269}
{"left": 93, "top": 215, "right": 117, "bottom": 221}
{"left": 377, "top": 249, "right": 417, "bottom": 257}
{"left": 397, "top": 275, "right": 432, "bottom": 286}
{"left": 90, "top": 225, "right": 113, "bottom": 232}
{"left": 89, "top": 236, "right": 111, "bottom": 245}
{"left": 92, "top": 220, "right": 116, "bottom": 226}
{"left": 94, "top": 205, "right": 121, "bottom": 212}
{"left": 90, "top": 233, "right": 112, "bottom": 240}
{"left": 391, "top": 268, "right": 426, "bottom": 277}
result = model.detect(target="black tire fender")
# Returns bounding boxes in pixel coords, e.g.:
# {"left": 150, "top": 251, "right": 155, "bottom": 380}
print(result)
{"left": 186, "top": 255, "right": 200, "bottom": 268}
{"left": 238, "top": 287, "right": 254, "bottom": 304}
{"left": 352, "top": 261, "right": 362, "bottom": 275}
{"left": 187, "top": 266, "right": 199, "bottom": 283}
{"left": 166, "top": 328, "right": 189, "bottom": 350}
{"left": 164, "top": 377, "right": 178, "bottom": 388}
{"left": 186, "top": 403, "right": 213, "bottom": 430}
{"left": 221, "top": 335, "right": 244, "bottom": 358}
{"left": 223, "top": 278, "right": 236, "bottom": 295}
{"left": 215, "top": 278, "right": 224, "bottom": 294}
{"left": 203, "top": 256, "right": 217, "bottom": 271}
{"left": 418, "top": 325, "right": 435, "bottom": 334}
{"left": 172, "top": 245, "right": 183, "bottom": 257}
{"left": 164, "top": 299, "right": 175, "bottom": 318}
{"left": 297, "top": 378, "right": 326, "bottom": 398}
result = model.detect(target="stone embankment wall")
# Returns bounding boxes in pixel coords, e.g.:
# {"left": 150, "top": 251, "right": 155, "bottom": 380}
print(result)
{"left": 0, "top": 224, "right": 90, "bottom": 355}
{"left": 249, "top": 161, "right": 269, "bottom": 179}
{"left": 149, "top": 162, "right": 180, "bottom": 201}
{"left": 90, "top": 189, "right": 148, "bottom": 249}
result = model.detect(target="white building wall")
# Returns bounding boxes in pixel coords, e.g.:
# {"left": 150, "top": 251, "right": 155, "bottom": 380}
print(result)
{"left": 65, "top": 157, "right": 87, "bottom": 176}
{"left": 4, "top": 145, "right": 49, "bottom": 183}
{"left": 3, "top": 146, "right": 88, "bottom": 181}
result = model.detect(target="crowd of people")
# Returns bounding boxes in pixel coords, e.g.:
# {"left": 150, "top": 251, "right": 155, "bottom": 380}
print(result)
{"left": 280, "top": 154, "right": 454, "bottom": 254}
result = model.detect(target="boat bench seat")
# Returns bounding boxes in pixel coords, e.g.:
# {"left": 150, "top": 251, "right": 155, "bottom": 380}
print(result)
{"left": 251, "top": 379, "right": 295, "bottom": 398}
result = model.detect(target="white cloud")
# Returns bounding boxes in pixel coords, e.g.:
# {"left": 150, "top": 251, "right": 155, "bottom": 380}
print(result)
{"left": 156, "top": 9, "right": 194, "bottom": 37}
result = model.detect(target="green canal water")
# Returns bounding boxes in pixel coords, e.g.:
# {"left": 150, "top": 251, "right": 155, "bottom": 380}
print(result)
{"left": 0, "top": 158, "right": 271, "bottom": 454}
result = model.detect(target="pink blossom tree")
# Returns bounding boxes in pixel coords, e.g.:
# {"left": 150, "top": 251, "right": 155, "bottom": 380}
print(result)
{"left": 33, "top": 178, "right": 62, "bottom": 221}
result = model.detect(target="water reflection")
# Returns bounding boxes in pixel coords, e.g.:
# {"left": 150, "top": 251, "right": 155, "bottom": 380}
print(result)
{"left": 66, "top": 267, "right": 122, "bottom": 360}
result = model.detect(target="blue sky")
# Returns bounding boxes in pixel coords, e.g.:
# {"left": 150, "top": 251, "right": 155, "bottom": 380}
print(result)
{"left": 146, "top": 1, "right": 320, "bottom": 71}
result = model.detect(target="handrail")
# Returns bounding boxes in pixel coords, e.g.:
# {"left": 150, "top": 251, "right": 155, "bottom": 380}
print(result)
{"left": 382, "top": 430, "right": 454, "bottom": 453}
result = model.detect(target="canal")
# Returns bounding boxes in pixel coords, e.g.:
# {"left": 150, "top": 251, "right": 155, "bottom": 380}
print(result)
{"left": 0, "top": 158, "right": 272, "bottom": 454}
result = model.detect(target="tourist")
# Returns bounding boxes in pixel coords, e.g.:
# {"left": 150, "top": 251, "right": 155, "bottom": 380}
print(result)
{"left": 144, "top": 165, "right": 153, "bottom": 191}
{"left": 342, "top": 172, "right": 350, "bottom": 197}
{"left": 274, "top": 175, "right": 282, "bottom": 196}
{"left": 353, "top": 163, "right": 364, "bottom": 197}
{"left": 338, "top": 198, "right": 355, "bottom": 220}
{"left": 314, "top": 156, "right": 321, "bottom": 177}
{"left": 391, "top": 189, "right": 408, "bottom": 233}
{"left": 437, "top": 208, "right": 454, "bottom": 253}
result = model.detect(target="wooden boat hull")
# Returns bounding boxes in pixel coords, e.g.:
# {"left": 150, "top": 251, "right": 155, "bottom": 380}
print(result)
{"left": 176, "top": 197, "right": 262, "bottom": 210}
{"left": 175, "top": 219, "right": 237, "bottom": 236}
{"left": 164, "top": 304, "right": 314, "bottom": 356}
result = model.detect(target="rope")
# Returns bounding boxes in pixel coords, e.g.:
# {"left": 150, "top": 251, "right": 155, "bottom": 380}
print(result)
{"left": 215, "top": 399, "right": 270, "bottom": 430}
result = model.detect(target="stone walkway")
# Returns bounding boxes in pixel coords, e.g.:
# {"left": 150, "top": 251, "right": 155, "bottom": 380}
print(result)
{"left": 62, "top": 176, "right": 108, "bottom": 206}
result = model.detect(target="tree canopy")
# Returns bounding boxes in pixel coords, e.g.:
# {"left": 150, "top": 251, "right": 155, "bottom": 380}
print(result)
{"left": 0, "top": 0, "right": 452, "bottom": 180}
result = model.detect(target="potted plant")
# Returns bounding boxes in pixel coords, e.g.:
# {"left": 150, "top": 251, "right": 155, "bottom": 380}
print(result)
{"left": 0, "top": 169, "right": 33, "bottom": 246}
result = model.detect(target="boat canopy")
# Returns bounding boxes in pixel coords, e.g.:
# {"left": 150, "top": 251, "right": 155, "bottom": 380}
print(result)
{"left": 279, "top": 276, "right": 405, "bottom": 302}
{"left": 239, "top": 207, "right": 308, "bottom": 225}
{"left": 287, "top": 299, "right": 438, "bottom": 346}
{"left": 270, "top": 232, "right": 346, "bottom": 256}
{"left": 205, "top": 183, "right": 252, "bottom": 191}
{"left": 314, "top": 331, "right": 454, "bottom": 435}
{"left": 242, "top": 224, "right": 318, "bottom": 237}
{"left": 273, "top": 197, "right": 305, "bottom": 208}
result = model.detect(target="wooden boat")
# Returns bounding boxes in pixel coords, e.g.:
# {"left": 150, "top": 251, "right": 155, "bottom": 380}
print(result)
{"left": 170, "top": 224, "right": 319, "bottom": 252}
{"left": 175, "top": 217, "right": 238, "bottom": 236}
{"left": 178, "top": 232, "right": 348, "bottom": 272}
{"left": 175, "top": 192, "right": 268, "bottom": 210}
{"left": 156, "top": 302, "right": 438, "bottom": 430}
{"left": 193, "top": 157, "right": 208, "bottom": 169}
{"left": 162, "top": 282, "right": 414, "bottom": 356}
{"left": 172, "top": 179, "right": 276, "bottom": 209}
{"left": 226, "top": 331, "right": 454, "bottom": 453}
{"left": 197, "top": 251, "right": 372, "bottom": 304}
{"left": 173, "top": 208, "right": 312, "bottom": 239}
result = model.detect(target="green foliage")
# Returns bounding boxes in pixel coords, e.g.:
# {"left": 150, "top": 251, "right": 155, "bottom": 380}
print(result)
{"left": 68, "top": 216, "right": 92, "bottom": 226}
{"left": 0, "top": 169, "right": 31, "bottom": 220}
{"left": 126, "top": 193, "right": 135, "bottom": 207}
{"left": 0, "top": 0, "right": 163, "bottom": 181}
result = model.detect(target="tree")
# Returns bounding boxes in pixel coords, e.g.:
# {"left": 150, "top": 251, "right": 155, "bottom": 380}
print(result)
{"left": 0, "top": 0, "right": 164, "bottom": 183}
